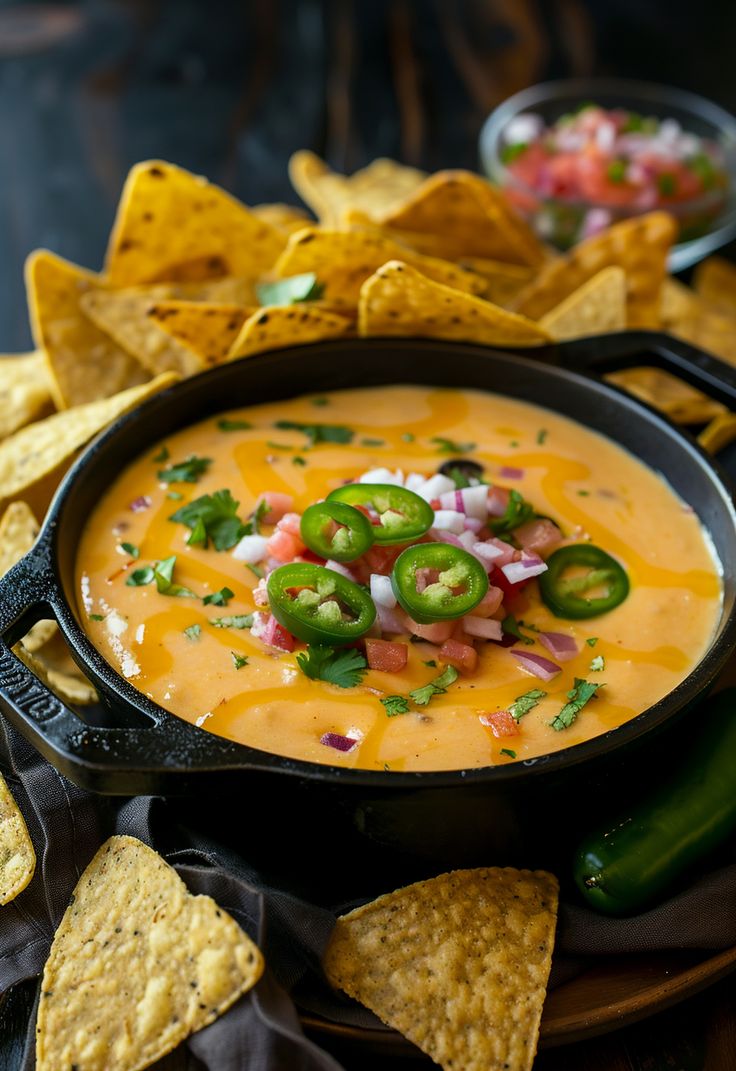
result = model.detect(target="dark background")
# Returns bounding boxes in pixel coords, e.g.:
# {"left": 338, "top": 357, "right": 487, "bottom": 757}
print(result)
{"left": 1, "top": 0, "right": 736, "bottom": 351}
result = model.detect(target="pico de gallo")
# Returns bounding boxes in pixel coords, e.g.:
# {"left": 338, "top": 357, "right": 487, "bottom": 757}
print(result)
{"left": 498, "top": 104, "right": 729, "bottom": 248}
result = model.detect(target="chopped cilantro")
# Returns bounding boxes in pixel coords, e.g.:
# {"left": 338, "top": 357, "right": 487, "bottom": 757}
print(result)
{"left": 152, "top": 445, "right": 170, "bottom": 462}
{"left": 167, "top": 491, "right": 183, "bottom": 501}
{"left": 292, "top": 456, "right": 307, "bottom": 466}
{"left": 586, "top": 637, "right": 598, "bottom": 647}
{"left": 184, "top": 624, "right": 201, "bottom": 641}
{"left": 550, "top": 678, "right": 602, "bottom": 731}
{"left": 500, "top": 142, "right": 528, "bottom": 164}
{"left": 210, "top": 614, "right": 254, "bottom": 629}
{"left": 126, "top": 566, "right": 155, "bottom": 587}
{"left": 409, "top": 665, "right": 458, "bottom": 707}
{"left": 657, "top": 173, "right": 677, "bottom": 197}
{"left": 120, "top": 542, "right": 139, "bottom": 559}
{"left": 247, "top": 564, "right": 265, "bottom": 580}
{"left": 577, "top": 490, "right": 590, "bottom": 497}
{"left": 446, "top": 467, "right": 471, "bottom": 489}
{"left": 256, "top": 272, "right": 325, "bottom": 306}
{"left": 510, "top": 440, "right": 519, "bottom": 448}
{"left": 537, "top": 429, "right": 548, "bottom": 445}
{"left": 203, "top": 587, "right": 234, "bottom": 607}
{"left": 296, "top": 645, "right": 368, "bottom": 688}
{"left": 500, "top": 748, "right": 517, "bottom": 759}
{"left": 381, "top": 695, "right": 410, "bottom": 717}
{"left": 231, "top": 652, "right": 249, "bottom": 669}
{"left": 490, "top": 489, "right": 535, "bottom": 535}
{"left": 170, "top": 489, "right": 247, "bottom": 551}
{"left": 89, "top": 613, "right": 105, "bottom": 621}
{"left": 266, "top": 441, "right": 294, "bottom": 451}
{"left": 501, "top": 614, "right": 535, "bottom": 646}
{"left": 423, "top": 659, "right": 437, "bottom": 668}
{"left": 509, "top": 688, "right": 546, "bottom": 722}
{"left": 274, "top": 420, "right": 354, "bottom": 446}
{"left": 153, "top": 555, "right": 196, "bottom": 597}
{"left": 590, "top": 655, "right": 605, "bottom": 672}
{"left": 606, "top": 159, "right": 627, "bottom": 184}
{"left": 687, "top": 152, "right": 716, "bottom": 189}
{"left": 361, "top": 438, "right": 385, "bottom": 447}
{"left": 217, "top": 417, "right": 252, "bottom": 431}
{"left": 158, "top": 455, "right": 212, "bottom": 484}
{"left": 401, "top": 432, "right": 415, "bottom": 442}
{"left": 311, "top": 397, "right": 328, "bottom": 407}
{"left": 431, "top": 436, "right": 476, "bottom": 455}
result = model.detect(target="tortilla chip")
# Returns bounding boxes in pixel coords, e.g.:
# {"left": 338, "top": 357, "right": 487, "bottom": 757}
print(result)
{"left": 251, "top": 202, "right": 312, "bottom": 233}
{"left": 105, "top": 160, "right": 284, "bottom": 287}
{"left": 607, "top": 367, "right": 726, "bottom": 425}
{"left": 698, "top": 412, "right": 736, "bottom": 455}
{"left": 14, "top": 643, "right": 99, "bottom": 706}
{"left": 359, "top": 261, "right": 550, "bottom": 347}
{"left": 227, "top": 305, "right": 352, "bottom": 360}
{"left": 456, "top": 257, "right": 534, "bottom": 307}
{"left": 0, "top": 373, "right": 176, "bottom": 520}
{"left": 514, "top": 212, "right": 676, "bottom": 328}
{"left": 540, "top": 267, "right": 626, "bottom": 340}
{"left": 660, "top": 277, "right": 702, "bottom": 328}
{"left": 147, "top": 302, "right": 252, "bottom": 365}
{"left": 324, "top": 867, "right": 558, "bottom": 1071}
{"left": 35, "top": 835, "right": 263, "bottom": 1071}
{"left": 376, "top": 170, "right": 548, "bottom": 268}
{"left": 289, "top": 150, "right": 426, "bottom": 226}
{"left": 0, "top": 501, "right": 58, "bottom": 652}
{"left": 671, "top": 308, "right": 736, "bottom": 366}
{"left": 692, "top": 256, "right": 736, "bottom": 316}
{"left": 26, "top": 251, "right": 149, "bottom": 409}
{"left": 0, "top": 352, "right": 54, "bottom": 440}
{"left": 0, "top": 774, "right": 35, "bottom": 905}
{"left": 274, "top": 227, "right": 488, "bottom": 310}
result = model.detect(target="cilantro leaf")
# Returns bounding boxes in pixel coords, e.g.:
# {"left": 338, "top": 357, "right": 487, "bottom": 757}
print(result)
{"left": 292, "top": 456, "right": 307, "bottom": 467}
{"left": 401, "top": 432, "right": 414, "bottom": 442}
{"left": 361, "top": 438, "right": 385, "bottom": 447}
{"left": 153, "top": 555, "right": 196, "bottom": 597}
{"left": 210, "top": 614, "right": 254, "bottom": 629}
{"left": 274, "top": 420, "right": 354, "bottom": 446}
{"left": 256, "top": 272, "right": 325, "bottom": 307}
{"left": 246, "top": 564, "right": 265, "bottom": 579}
{"left": 500, "top": 748, "right": 517, "bottom": 758}
{"left": 158, "top": 455, "right": 212, "bottom": 484}
{"left": 409, "top": 664, "right": 458, "bottom": 707}
{"left": 509, "top": 688, "right": 546, "bottom": 722}
{"left": 170, "top": 489, "right": 248, "bottom": 551}
{"left": 381, "top": 695, "right": 410, "bottom": 717}
{"left": 431, "top": 436, "right": 476, "bottom": 454}
{"left": 501, "top": 614, "right": 536, "bottom": 646}
{"left": 217, "top": 418, "right": 252, "bottom": 431}
{"left": 490, "top": 489, "right": 535, "bottom": 535}
{"left": 550, "top": 678, "right": 602, "bottom": 731}
{"left": 590, "top": 655, "right": 605, "bottom": 672}
{"left": 126, "top": 566, "right": 155, "bottom": 587}
{"left": 586, "top": 637, "right": 598, "bottom": 647}
{"left": 536, "top": 429, "right": 548, "bottom": 445}
{"left": 89, "top": 613, "right": 105, "bottom": 621}
{"left": 295, "top": 646, "right": 368, "bottom": 688}
{"left": 120, "top": 541, "right": 139, "bottom": 559}
{"left": 203, "top": 587, "right": 234, "bottom": 607}
{"left": 231, "top": 652, "right": 249, "bottom": 669}
{"left": 152, "top": 445, "right": 170, "bottom": 462}
{"left": 184, "top": 624, "right": 201, "bottom": 641}
{"left": 167, "top": 491, "right": 183, "bottom": 501}
{"left": 423, "top": 659, "right": 437, "bottom": 668}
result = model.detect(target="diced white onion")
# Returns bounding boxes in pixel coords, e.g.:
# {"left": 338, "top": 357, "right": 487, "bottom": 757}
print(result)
{"left": 359, "top": 467, "right": 404, "bottom": 485}
{"left": 432, "top": 509, "right": 466, "bottom": 534}
{"left": 501, "top": 557, "right": 548, "bottom": 583}
{"left": 472, "top": 541, "right": 505, "bottom": 561}
{"left": 404, "top": 473, "right": 426, "bottom": 492}
{"left": 462, "top": 484, "right": 491, "bottom": 519}
{"left": 232, "top": 534, "right": 269, "bottom": 563}
{"left": 370, "top": 573, "right": 397, "bottom": 608}
{"left": 415, "top": 474, "right": 456, "bottom": 501}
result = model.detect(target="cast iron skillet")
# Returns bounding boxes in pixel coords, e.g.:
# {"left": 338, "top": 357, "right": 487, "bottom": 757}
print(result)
{"left": 1, "top": 332, "right": 736, "bottom": 878}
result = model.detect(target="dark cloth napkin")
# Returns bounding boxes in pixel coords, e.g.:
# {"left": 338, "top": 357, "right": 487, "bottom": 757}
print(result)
{"left": 1, "top": 716, "right": 735, "bottom": 1071}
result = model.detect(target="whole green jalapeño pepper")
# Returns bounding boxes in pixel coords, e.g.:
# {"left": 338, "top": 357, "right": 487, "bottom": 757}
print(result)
{"left": 327, "top": 483, "right": 434, "bottom": 546}
{"left": 267, "top": 562, "right": 376, "bottom": 645}
{"left": 391, "top": 543, "right": 489, "bottom": 624}
{"left": 539, "top": 544, "right": 629, "bottom": 619}
{"left": 300, "top": 501, "right": 375, "bottom": 562}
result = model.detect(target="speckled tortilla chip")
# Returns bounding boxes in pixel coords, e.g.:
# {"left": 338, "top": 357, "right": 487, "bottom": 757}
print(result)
{"left": 670, "top": 307, "right": 736, "bottom": 365}
{"left": 227, "top": 305, "right": 352, "bottom": 360}
{"left": 274, "top": 227, "right": 488, "bottom": 310}
{"left": 376, "top": 170, "right": 548, "bottom": 267}
{"left": 456, "top": 257, "right": 534, "bottom": 307}
{"left": 147, "top": 302, "right": 252, "bottom": 366}
{"left": 289, "top": 150, "right": 426, "bottom": 226}
{"left": 692, "top": 256, "right": 736, "bottom": 316}
{"left": 35, "top": 835, "right": 264, "bottom": 1071}
{"left": 15, "top": 643, "right": 99, "bottom": 706}
{"left": 324, "top": 867, "right": 558, "bottom": 1071}
{"left": 105, "top": 160, "right": 284, "bottom": 287}
{"left": 0, "top": 352, "right": 54, "bottom": 440}
{"left": 359, "top": 261, "right": 550, "bottom": 347}
{"left": 251, "top": 202, "right": 312, "bottom": 233}
{"left": 0, "top": 373, "right": 176, "bottom": 520}
{"left": 607, "top": 366, "right": 725, "bottom": 425}
{"left": 514, "top": 212, "right": 676, "bottom": 328}
{"left": 26, "top": 251, "right": 149, "bottom": 409}
{"left": 0, "top": 774, "right": 35, "bottom": 905}
{"left": 540, "top": 267, "right": 626, "bottom": 340}
{"left": 0, "top": 501, "right": 57, "bottom": 652}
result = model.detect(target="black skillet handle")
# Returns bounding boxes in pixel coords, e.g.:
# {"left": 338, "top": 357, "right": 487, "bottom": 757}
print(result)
{"left": 0, "top": 537, "right": 246, "bottom": 794}
{"left": 550, "top": 329, "right": 736, "bottom": 411}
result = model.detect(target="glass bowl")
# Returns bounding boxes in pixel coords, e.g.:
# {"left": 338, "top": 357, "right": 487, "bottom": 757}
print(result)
{"left": 479, "top": 78, "right": 736, "bottom": 272}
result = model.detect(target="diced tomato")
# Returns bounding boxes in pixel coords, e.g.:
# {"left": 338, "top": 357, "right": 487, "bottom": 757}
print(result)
{"left": 451, "top": 619, "right": 472, "bottom": 646}
{"left": 266, "top": 529, "right": 305, "bottom": 562}
{"left": 471, "top": 586, "right": 504, "bottom": 618}
{"left": 300, "top": 548, "right": 327, "bottom": 565}
{"left": 261, "top": 615, "right": 295, "bottom": 652}
{"left": 514, "top": 518, "right": 562, "bottom": 557}
{"left": 397, "top": 610, "right": 454, "bottom": 644}
{"left": 362, "top": 544, "right": 406, "bottom": 575}
{"left": 487, "top": 486, "right": 510, "bottom": 517}
{"left": 479, "top": 710, "right": 519, "bottom": 737}
{"left": 439, "top": 638, "right": 478, "bottom": 673}
{"left": 365, "top": 638, "right": 408, "bottom": 673}
{"left": 490, "top": 565, "right": 529, "bottom": 600}
{"left": 277, "top": 512, "right": 302, "bottom": 536}
{"left": 256, "top": 492, "right": 294, "bottom": 525}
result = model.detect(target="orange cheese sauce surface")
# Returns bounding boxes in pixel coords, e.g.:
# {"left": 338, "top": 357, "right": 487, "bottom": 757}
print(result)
{"left": 75, "top": 386, "right": 722, "bottom": 772}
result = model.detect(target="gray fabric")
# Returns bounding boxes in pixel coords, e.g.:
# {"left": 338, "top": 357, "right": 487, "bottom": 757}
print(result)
{"left": 1, "top": 716, "right": 735, "bottom": 1068}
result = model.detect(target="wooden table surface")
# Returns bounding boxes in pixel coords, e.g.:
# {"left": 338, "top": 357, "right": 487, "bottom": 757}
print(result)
{"left": 1, "top": 1, "right": 735, "bottom": 1066}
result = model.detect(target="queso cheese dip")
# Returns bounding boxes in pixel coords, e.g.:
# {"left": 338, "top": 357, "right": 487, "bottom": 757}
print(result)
{"left": 76, "top": 386, "right": 722, "bottom": 772}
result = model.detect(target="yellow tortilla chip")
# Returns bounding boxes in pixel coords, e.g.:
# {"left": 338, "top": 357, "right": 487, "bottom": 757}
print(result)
{"left": 692, "top": 256, "right": 736, "bottom": 316}
{"left": 660, "top": 277, "right": 701, "bottom": 328}
{"left": 289, "top": 150, "right": 426, "bottom": 226}
{"left": 36, "top": 835, "right": 264, "bottom": 1071}
{"left": 607, "top": 366, "right": 726, "bottom": 425}
{"left": 251, "top": 202, "right": 312, "bottom": 233}
{"left": 377, "top": 170, "right": 548, "bottom": 267}
{"left": 0, "top": 373, "right": 176, "bottom": 520}
{"left": 274, "top": 227, "right": 488, "bottom": 309}
{"left": 26, "top": 251, "right": 149, "bottom": 409}
{"left": 147, "top": 302, "right": 252, "bottom": 366}
{"left": 456, "top": 257, "right": 534, "bottom": 307}
{"left": 0, "top": 352, "right": 54, "bottom": 440}
{"left": 15, "top": 643, "right": 99, "bottom": 706}
{"left": 105, "top": 160, "right": 284, "bottom": 287}
{"left": 0, "top": 501, "right": 57, "bottom": 653}
{"left": 359, "top": 261, "right": 550, "bottom": 347}
{"left": 540, "top": 266, "right": 626, "bottom": 340}
{"left": 514, "top": 212, "right": 676, "bottom": 328}
{"left": 227, "top": 305, "right": 352, "bottom": 360}
{"left": 670, "top": 307, "right": 736, "bottom": 366}
{"left": 324, "top": 867, "right": 558, "bottom": 1071}
{"left": 0, "top": 774, "right": 35, "bottom": 905}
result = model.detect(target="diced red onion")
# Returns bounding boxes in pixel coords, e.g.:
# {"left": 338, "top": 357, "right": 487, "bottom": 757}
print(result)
{"left": 498, "top": 466, "right": 524, "bottom": 480}
{"left": 511, "top": 650, "right": 561, "bottom": 681}
{"left": 232, "top": 533, "right": 269, "bottom": 563}
{"left": 375, "top": 602, "right": 404, "bottom": 634}
{"left": 433, "top": 529, "right": 464, "bottom": 548}
{"left": 370, "top": 573, "right": 396, "bottom": 608}
{"left": 501, "top": 551, "right": 548, "bottom": 584}
{"left": 325, "top": 559, "right": 355, "bottom": 580}
{"left": 320, "top": 732, "right": 358, "bottom": 753}
{"left": 463, "top": 516, "right": 483, "bottom": 533}
{"left": 539, "top": 631, "right": 578, "bottom": 662}
{"left": 129, "top": 495, "right": 152, "bottom": 513}
{"left": 463, "top": 616, "right": 503, "bottom": 641}
{"left": 458, "top": 530, "right": 479, "bottom": 551}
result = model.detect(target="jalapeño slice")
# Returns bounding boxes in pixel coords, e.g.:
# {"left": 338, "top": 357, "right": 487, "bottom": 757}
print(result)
{"left": 300, "top": 501, "right": 375, "bottom": 562}
{"left": 267, "top": 562, "right": 376, "bottom": 645}
{"left": 391, "top": 542, "right": 489, "bottom": 624}
{"left": 327, "top": 483, "right": 434, "bottom": 546}
{"left": 539, "top": 544, "right": 629, "bottom": 619}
